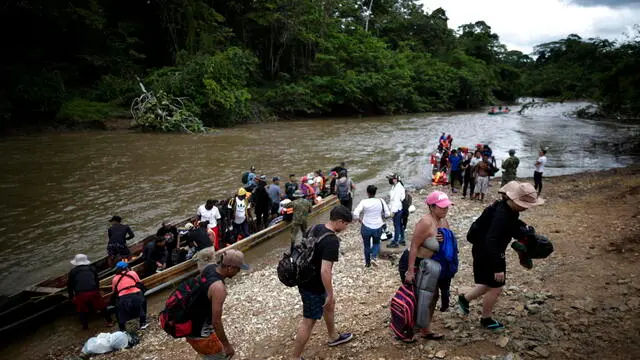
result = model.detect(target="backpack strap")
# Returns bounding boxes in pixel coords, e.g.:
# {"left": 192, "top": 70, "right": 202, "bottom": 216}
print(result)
{"left": 114, "top": 272, "right": 140, "bottom": 296}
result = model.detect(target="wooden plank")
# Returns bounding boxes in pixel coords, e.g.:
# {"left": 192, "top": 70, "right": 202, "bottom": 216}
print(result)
{"left": 25, "top": 287, "right": 64, "bottom": 295}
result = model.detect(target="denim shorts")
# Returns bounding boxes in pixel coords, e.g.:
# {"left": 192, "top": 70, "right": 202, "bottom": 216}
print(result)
{"left": 299, "top": 289, "right": 326, "bottom": 320}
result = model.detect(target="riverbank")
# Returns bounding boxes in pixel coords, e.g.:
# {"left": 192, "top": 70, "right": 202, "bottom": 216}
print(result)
{"left": 39, "top": 166, "right": 640, "bottom": 360}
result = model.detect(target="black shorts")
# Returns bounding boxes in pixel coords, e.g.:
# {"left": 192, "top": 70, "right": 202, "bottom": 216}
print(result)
{"left": 472, "top": 246, "right": 505, "bottom": 288}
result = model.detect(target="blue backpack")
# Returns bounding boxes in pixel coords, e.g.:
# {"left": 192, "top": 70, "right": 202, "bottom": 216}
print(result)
{"left": 432, "top": 228, "right": 458, "bottom": 279}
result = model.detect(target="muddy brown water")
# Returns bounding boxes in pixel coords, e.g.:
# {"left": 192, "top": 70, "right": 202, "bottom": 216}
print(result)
{"left": 1, "top": 102, "right": 638, "bottom": 295}
{"left": 0, "top": 102, "right": 639, "bottom": 357}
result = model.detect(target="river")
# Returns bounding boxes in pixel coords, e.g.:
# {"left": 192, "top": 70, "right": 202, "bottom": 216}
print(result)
{"left": 0, "top": 101, "right": 638, "bottom": 294}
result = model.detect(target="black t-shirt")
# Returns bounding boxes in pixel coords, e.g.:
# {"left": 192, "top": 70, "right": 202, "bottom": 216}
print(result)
{"left": 299, "top": 225, "right": 340, "bottom": 294}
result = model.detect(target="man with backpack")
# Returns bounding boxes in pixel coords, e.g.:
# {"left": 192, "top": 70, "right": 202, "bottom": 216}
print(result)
{"left": 335, "top": 170, "right": 355, "bottom": 211}
{"left": 160, "top": 248, "right": 248, "bottom": 360}
{"left": 458, "top": 181, "right": 544, "bottom": 330}
{"left": 292, "top": 205, "right": 354, "bottom": 360}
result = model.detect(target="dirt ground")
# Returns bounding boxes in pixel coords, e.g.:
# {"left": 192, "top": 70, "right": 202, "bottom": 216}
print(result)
{"left": 43, "top": 166, "right": 640, "bottom": 360}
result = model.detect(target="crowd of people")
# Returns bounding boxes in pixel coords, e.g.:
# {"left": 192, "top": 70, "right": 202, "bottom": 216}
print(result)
{"left": 431, "top": 133, "right": 549, "bottom": 201}
{"left": 66, "top": 151, "right": 551, "bottom": 360}
{"left": 67, "top": 162, "right": 356, "bottom": 334}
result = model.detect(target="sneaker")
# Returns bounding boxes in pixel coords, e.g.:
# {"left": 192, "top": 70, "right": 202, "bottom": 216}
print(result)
{"left": 387, "top": 242, "right": 399, "bottom": 248}
{"left": 480, "top": 317, "right": 505, "bottom": 330}
{"left": 371, "top": 259, "right": 379, "bottom": 267}
{"left": 140, "top": 322, "right": 150, "bottom": 330}
{"left": 458, "top": 294, "right": 470, "bottom": 315}
{"left": 328, "top": 333, "right": 353, "bottom": 347}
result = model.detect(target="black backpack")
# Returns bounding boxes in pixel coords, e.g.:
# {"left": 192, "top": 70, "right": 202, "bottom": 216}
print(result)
{"left": 159, "top": 269, "right": 219, "bottom": 338}
{"left": 336, "top": 180, "right": 350, "bottom": 201}
{"left": 529, "top": 234, "right": 554, "bottom": 259}
{"left": 401, "top": 193, "right": 412, "bottom": 210}
{"left": 241, "top": 172, "right": 249, "bottom": 184}
{"left": 466, "top": 201, "right": 500, "bottom": 244}
{"left": 277, "top": 225, "right": 335, "bottom": 287}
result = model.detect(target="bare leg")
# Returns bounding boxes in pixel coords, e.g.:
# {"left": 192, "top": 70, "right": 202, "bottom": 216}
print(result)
{"left": 481, "top": 287, "right": 503, "bottom": 318}
{"left": 292, "top": 318, "right": 316, "bottom": 359}
{"left": 323, "top": 305, "right": 338, "bottom": 341}
{"left": 464, "top": 284, "right": 490, "bottom": 301}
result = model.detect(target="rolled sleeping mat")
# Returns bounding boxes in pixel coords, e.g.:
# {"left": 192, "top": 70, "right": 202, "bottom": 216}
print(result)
{"left": 415, "top": 258, "right": 441, "bottom": 329}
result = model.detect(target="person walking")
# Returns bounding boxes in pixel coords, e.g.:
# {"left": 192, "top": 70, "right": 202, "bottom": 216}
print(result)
{"left": 111, "top": 261, "right": 147, "bottom": 331}
{"left": 458, "top": 181, "right": 544, "bottom": 330}
{"left": 398, "top": 191, "right": 452, "bottom": 341}
{"left": 335, "top": 170, "right": 355, "bottom": 211}
{"left": 534, "top": 149, "right": 547, "bottom": 196}
{"left": 353, "top": 185, "right": 391, "bottom": 267}
{"left": 501, "top": 149, "right": 520, "bottom": 186}
{"left": 285, "top": 190, "right": 313, "bottom": 244}
{"left": 67, "top": 254, "right": 114, "bottom": 329}
{"left": 185, "top": 248, "right": 249, "bottom": 360}
{"left": 106, "top": 216, "right": 134, "bottom": 267}
{"left": 387, "top": 173, "right": 406, "bottom": 248}
{"left": 292, "top": 206, "right": 354, "bottom": 360}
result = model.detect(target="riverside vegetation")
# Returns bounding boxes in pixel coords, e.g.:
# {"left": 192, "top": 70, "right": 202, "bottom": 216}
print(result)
{"left": 1, "top": 1, "right": 639, "bottom": 133}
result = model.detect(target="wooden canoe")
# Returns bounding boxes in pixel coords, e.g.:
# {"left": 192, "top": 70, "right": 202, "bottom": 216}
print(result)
{"left": 99, "top": 195, "right": 339, "bottom": 300}
{"left": 0, "top": 195, "right": 338, "bottom": 337}
{"left": 0, "top": 217, "right": 196, "bottom": 338}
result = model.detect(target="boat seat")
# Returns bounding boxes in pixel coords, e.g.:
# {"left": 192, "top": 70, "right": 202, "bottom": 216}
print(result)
{"left": 27, "top": 286, "right": 64, "bottom": 294}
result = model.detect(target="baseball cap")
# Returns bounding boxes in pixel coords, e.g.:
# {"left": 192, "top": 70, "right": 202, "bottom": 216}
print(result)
{"left": 425, "top": 191, "right": 453, "bottom": 208}
{"left": 221, "top": 249, "right": 249, "bottom": 270}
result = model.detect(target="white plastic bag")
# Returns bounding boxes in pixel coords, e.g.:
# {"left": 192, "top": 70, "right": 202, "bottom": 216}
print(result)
{"left": 81, "top": 331, "right": 129, "bottom": 354}
{"left": 109, "top": 331, "right": 129, "bottom": 350}
{"left": 82, "top": 333, "right": 112, "bottom": 354}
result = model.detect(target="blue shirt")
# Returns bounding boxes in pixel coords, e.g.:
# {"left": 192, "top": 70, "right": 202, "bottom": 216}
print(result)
{"left": 247, "top": 172, "right": 256, "bottom": 186}
{"left": 449, "top": 154, "right": 463, "bottom": 171}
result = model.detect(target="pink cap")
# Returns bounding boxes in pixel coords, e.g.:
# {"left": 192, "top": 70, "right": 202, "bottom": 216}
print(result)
{"left": 425, "top": 191, "right": 453, "bottom": 208}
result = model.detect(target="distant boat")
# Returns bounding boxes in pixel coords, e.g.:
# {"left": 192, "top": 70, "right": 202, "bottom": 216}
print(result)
{"left": 488, "top": 110, "right": 510, "bottom": 115}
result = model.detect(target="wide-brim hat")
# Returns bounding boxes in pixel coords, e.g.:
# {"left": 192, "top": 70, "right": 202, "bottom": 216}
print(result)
{"left": 70, "top": 254, "right": 91, "bottom": 266}
{"left": 502, "top": 181, "right": 545, "bottom": 209}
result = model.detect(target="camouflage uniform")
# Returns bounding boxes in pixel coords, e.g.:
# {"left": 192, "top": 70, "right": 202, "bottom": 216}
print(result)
{"left": 286, "top": 198, "right": 312, "bottom": 244}
{"left": 501, "top": 155, "right": 520, "bottom": 186}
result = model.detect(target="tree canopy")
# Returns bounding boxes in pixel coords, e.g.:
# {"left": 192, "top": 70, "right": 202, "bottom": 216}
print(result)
{"left": 1, "top": 1, "right": 637, "bottom": 132}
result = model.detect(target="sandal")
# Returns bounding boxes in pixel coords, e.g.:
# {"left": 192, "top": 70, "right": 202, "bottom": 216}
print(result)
{"left": 421, "top": 332, "right": 445, "bottom": 340}
{"left": 396, "top": 336, "right": 417, "bottom": 343}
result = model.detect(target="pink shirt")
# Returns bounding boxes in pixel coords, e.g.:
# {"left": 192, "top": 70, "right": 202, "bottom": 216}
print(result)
{"left": 112, "top": 270, "right": 142, "bottom": 296}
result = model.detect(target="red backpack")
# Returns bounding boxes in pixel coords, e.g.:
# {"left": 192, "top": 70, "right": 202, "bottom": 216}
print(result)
{"left": 159, "top": 270, "right": 219, "bottom": 338}
{"left": 390, "top": 283, "right": 416, "bottom": 341}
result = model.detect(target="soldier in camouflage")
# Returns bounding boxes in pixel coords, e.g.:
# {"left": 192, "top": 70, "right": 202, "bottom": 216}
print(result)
{"left": 286, "top": 190, "right": 313, "bottom": 244}
{"left": 501, "top": 149, "right": 520, "bottom": 186}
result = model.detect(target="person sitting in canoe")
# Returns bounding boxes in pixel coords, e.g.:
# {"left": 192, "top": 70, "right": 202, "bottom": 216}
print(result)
{"left": 142, "top": 236, "right": 167, "bottom": 277}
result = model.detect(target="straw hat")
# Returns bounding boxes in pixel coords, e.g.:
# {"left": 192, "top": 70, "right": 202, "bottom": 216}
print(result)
{"left": 501, "top": 181, "right": 544, "bottom": 209}
{"left": 70, "top": 254, "right": 90, "bottom": 266}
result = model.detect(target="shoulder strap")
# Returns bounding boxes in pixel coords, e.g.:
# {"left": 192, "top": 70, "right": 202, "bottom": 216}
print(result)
{"left": 114, "top": 271, "right": 139, "bottom": 295}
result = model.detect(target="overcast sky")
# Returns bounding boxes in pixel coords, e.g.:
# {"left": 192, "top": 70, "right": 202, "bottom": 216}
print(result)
{"left": 420, "top": 0, "right": 640, "bottom": 54}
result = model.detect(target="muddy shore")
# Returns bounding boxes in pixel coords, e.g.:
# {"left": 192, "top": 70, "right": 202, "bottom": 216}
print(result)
{"left": 39, "top": 166, "right": 640, "bottom": 360}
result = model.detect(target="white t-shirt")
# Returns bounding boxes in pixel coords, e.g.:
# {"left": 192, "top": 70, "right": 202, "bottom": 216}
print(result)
{"left": 389, "top": 183, "right": 406, "bottom": 213}
{"left": 353, "top": 198, "right": 391, "bottom": 229}
{"left": 197, "top": 205, "right": 221, "bottom": 228}
{"left": 470, "top": 157, "right": 481, "bottom": 167}
{"left": 234, "top": 198, "right": 247, "bottom": 224}
{"left": 535, "top": 156, "right": 547, "bottom": 173}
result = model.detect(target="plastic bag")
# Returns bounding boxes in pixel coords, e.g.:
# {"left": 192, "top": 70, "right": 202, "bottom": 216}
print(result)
{"left": 82, "top": 333, "right": 112, "bottom": 354}
{"left": 81, "top": 331, "right": 129, "bottom": 354}
{"left": 110, "top": 331, "right": 129, "bottom": 350}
